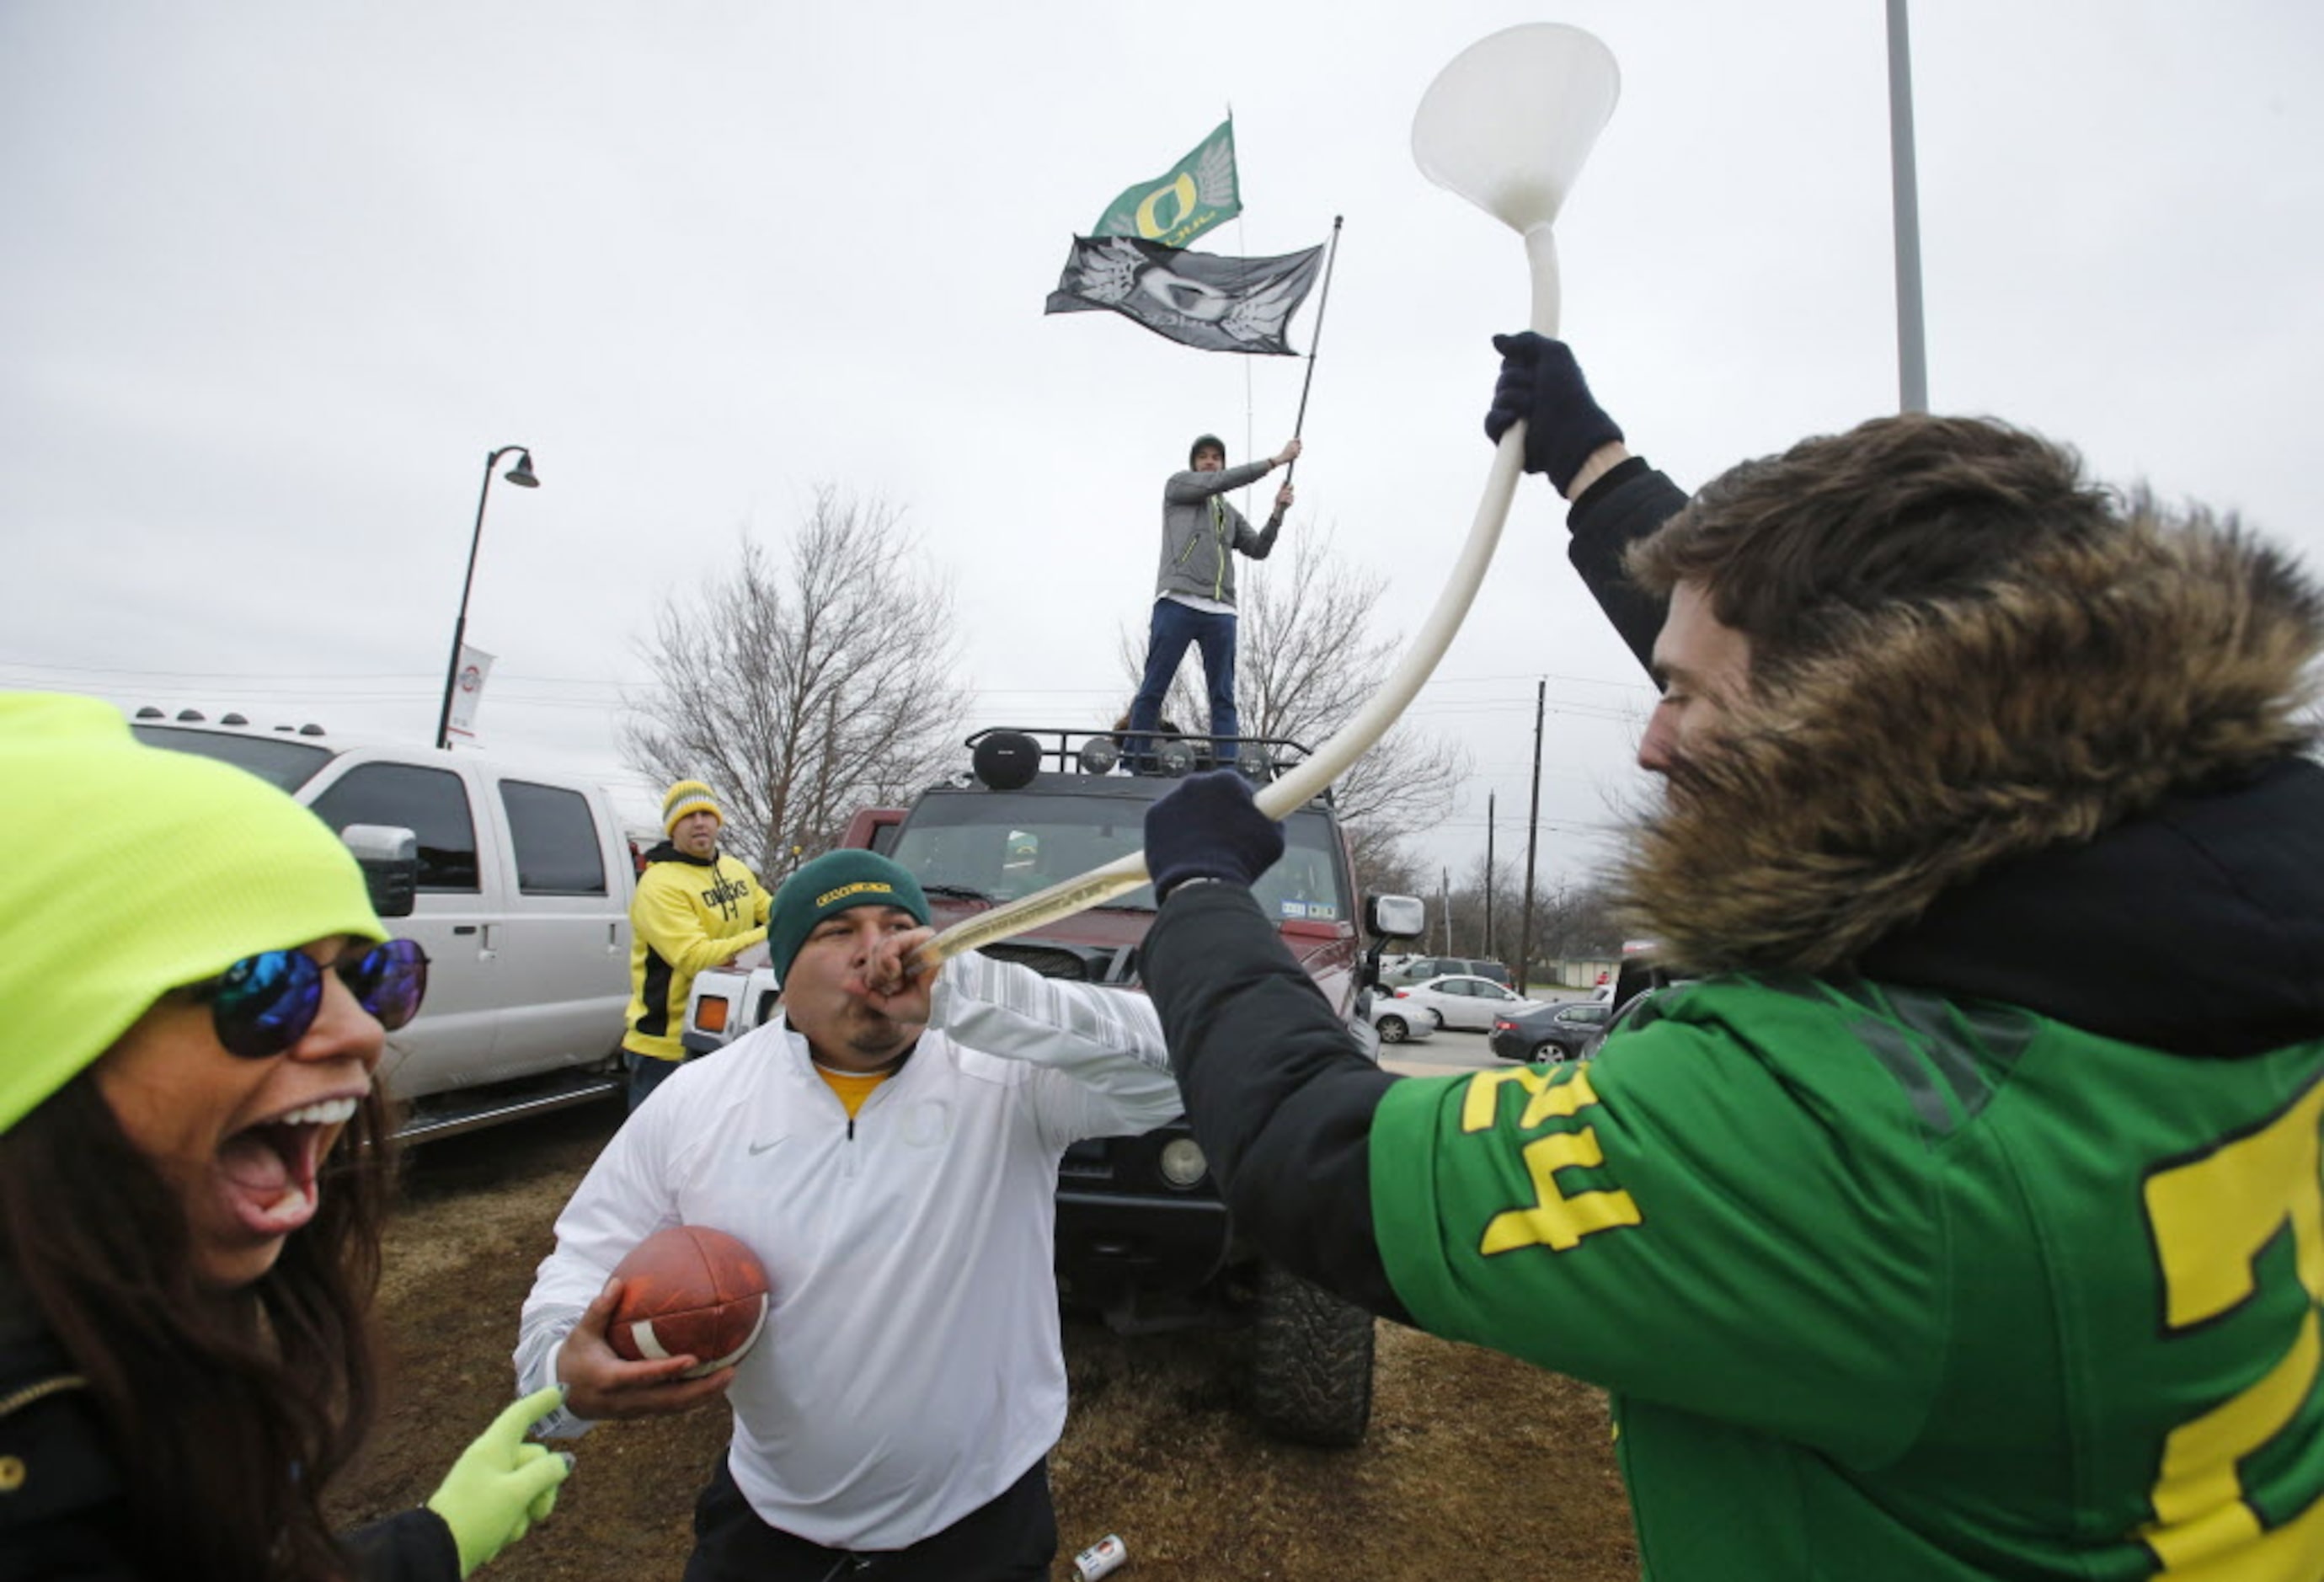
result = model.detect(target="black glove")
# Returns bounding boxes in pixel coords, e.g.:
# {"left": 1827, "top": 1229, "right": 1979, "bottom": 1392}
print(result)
{"left": 1483, "top": 331, "right": 1625, "bottom": 494}
{"left": 1145, "top": 771, "right": 1285, "bottom": 901}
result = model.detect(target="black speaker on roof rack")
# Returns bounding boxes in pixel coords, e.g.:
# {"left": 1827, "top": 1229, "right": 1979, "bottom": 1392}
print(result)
{"left": 972, "top": 730, "right": 1041, "bottom": 790}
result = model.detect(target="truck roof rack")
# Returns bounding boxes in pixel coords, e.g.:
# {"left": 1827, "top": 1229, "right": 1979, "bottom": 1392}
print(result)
{"left": 962, "top": 725, "right": 1321, "bottom": 786}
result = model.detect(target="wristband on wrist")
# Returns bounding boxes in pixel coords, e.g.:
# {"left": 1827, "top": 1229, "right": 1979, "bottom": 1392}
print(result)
{"left": 1166, "top": 875, "right": 1226, "bottom": 899}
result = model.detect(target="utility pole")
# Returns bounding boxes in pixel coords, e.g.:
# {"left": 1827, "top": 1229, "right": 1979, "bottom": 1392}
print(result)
{"left": 1440, "top": 868, "right": 1452, "bottom": 954}
{"left": 1518, "top": 678, "right": 1545, "bottom": 993}
{"left": 1887, "top": 0, "right": 1928, "bottom": 412}
{"left": 1484, "top": 793, "right": 1497, "bottom": 960}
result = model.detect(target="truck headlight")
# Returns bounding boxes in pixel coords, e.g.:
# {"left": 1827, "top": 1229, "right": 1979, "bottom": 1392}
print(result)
{"left": 694, "top": 997, "right": 729, "bottom": 1034}
{"left": 1159, "top": 1137, "right": 1208, "bottom": 1189}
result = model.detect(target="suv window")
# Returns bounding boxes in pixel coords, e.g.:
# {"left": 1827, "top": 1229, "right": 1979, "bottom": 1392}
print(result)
{"left": 309, "top": 763, "right": 481, "bottom": 892}
{"left": 500, "top": 779, "right": 608, "bottom": 895}
{"left": 132, "top": 725, "right": 334, "bottom": 794}
{"left": 1250, "top": 835, "right": 1345, "bottom": 923}
{"left": 890, "top": 792, "right": 1347, "bottom": 917}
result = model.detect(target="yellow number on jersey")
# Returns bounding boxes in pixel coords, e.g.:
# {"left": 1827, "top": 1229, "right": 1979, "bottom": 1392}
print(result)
{"left": 2140, "top": 1078, "right": 2324, "bottom": 1576}
{"left": 1460, "top": 1064, "right": 1642, "bottom": 1258}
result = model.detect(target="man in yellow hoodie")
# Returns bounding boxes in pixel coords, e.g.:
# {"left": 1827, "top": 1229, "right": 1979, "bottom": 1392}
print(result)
{"left": 621, "top": 779, "right": 771, "bottom": 1110}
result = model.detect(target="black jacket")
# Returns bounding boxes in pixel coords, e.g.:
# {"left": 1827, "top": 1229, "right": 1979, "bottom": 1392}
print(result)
{"left": 0, "top": 1328, "right": 458, "bottom": 1582}
{"left": 1140, "top": 461, "right": 1695, "bottom": 1317}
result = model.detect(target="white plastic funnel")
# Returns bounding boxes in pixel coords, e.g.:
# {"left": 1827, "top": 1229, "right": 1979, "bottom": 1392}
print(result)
{"left": 1413, "top": 23, "right": 1620, "bottom": 334}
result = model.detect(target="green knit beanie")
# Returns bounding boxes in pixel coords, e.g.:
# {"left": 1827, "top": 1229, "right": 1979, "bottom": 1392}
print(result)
{"left": 765, "top": 850, "right": 931, "bottom": 985}
{"left": 0, "top": 693, "right": 387, "bottom": 1134}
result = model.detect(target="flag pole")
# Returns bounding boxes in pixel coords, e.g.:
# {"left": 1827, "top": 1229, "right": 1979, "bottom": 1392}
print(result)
{"left": 1228, "top": 104, "right": 1254, "bottom": 477}
{"left": 1283, "top": 213, "right": 1343, "bottom": 488}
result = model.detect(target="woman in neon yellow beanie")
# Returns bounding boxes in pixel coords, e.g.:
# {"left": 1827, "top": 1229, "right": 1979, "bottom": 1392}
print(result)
{"left": 0, "top": 694, "right": 569, "bottom": 1581}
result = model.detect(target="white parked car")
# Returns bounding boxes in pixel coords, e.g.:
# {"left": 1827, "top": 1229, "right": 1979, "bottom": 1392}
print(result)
{"left": 1368, "top": 989, "right": 1442, "bottom": 1045}
{"left": 1395, "top": 975, "right": 1546, "bottom": 1032}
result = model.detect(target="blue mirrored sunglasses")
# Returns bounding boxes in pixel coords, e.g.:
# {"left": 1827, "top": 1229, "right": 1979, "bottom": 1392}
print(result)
{"left": 189, "top": 939, "right": 430, "bottom": 1060}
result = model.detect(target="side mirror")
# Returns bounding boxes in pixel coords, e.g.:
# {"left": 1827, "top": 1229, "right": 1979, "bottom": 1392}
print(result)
{"left": 1365, "top": 894, "right": 1426, "bottom": 941}
{"left": 340, "top": 823, "right": 419, "bottom": 919}
{"left": 1359, "top": 893, "right": 1428, "bottom": 991}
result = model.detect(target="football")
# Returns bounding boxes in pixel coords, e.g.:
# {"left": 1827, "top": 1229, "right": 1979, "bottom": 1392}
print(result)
{"left": 606, "top": 1224, "right": 772, "bottom": 1377}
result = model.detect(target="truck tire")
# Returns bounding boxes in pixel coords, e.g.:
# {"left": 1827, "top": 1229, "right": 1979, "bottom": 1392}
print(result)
{"left": 1247, "top": 1260, "right": 1375, "bottom": 1448}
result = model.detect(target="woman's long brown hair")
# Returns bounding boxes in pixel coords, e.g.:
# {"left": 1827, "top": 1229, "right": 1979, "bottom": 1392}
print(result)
{"left": 0, "top": 1072, "right": 398, "bottom": 1582}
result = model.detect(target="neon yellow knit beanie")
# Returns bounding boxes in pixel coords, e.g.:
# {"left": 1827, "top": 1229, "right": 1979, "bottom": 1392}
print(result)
{"left": 0, "top": 693, "right": 387, "bottom": 1133}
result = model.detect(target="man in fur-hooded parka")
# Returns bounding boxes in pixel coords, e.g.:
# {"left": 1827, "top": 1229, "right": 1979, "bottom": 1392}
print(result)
{"left": 1133, "top": 376, "right": 2324, "bottom": 1580}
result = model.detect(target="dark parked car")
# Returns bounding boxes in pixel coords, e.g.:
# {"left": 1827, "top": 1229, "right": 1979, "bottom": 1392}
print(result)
{"left": 1489, "top": 998, "right": 1614, "bottom": 1062}
{"left": 1577, "top": 987, "right": 1680, "bottom": 1061}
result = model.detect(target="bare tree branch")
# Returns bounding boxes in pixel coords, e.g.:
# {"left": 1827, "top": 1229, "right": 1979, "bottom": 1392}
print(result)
{"left": 622, "top": 489, "right": 967, "bottom": 878}
{"left": 1432, "top": 852, "right": 1626, "bottom": 978}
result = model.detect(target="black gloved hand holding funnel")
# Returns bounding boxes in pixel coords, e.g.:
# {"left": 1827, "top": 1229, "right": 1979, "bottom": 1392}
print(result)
{"left": 1144, "top": 772, "right": 1285, "bottom": 901}
{"left": 1485, "top": 331, "right": 1624, "bottom": 495}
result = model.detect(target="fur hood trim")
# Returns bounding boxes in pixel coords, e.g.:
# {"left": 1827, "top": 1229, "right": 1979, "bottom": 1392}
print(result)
{"left": 1617, "top": 508, "right": 2324, "bottom": 975}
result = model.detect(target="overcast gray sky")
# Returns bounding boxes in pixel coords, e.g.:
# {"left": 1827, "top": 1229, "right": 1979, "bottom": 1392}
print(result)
{"left": 5, "top": 1, "right": 2317, "bottom": 894}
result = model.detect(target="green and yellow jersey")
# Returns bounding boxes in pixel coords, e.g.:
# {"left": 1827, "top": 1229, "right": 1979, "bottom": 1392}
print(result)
{"left": 1370, "top": 976, "right": 2324, "bottom": 1579}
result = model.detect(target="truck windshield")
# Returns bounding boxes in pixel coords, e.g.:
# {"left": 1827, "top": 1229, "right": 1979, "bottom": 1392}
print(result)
{"left": 888, "top": 791, "right": 1349, "bottom": 922}
{"left": 131, "top": 725, "right": 335, "bottom": 793}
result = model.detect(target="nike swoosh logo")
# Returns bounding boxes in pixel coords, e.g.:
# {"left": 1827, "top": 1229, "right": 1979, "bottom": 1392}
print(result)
{"left": 748, "top": 1138, "right": 784, "bottom": 1157}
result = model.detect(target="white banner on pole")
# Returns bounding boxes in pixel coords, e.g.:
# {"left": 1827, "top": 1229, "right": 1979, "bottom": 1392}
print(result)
{"left": 446, "top": 644, "right": 495, "bottom": 740}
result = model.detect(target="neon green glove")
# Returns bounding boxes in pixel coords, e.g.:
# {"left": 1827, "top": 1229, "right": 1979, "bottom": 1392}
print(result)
{"left": 424, "top": 1385, "right": 574, "bottom": 1578}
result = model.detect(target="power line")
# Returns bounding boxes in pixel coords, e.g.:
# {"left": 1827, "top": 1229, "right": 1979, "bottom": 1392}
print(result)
{"left": 3, "top": 655, "right": 1654, "bottom": 702}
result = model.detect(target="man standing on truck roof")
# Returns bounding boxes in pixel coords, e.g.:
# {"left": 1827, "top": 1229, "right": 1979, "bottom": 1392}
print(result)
{"left": 518, "top": 848, "right": 1183, "bottom": 1580}
{"left": 621, "top": 779, "right": 772, "bottom": 1111}
{"left": 1124, "top": 334, "right": 2324, "bottom": 1579}
{"left": 1122, "top": 432, "right": 1302, "bottom": 772}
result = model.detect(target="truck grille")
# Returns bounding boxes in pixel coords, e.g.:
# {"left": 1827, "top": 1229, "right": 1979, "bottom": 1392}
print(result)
{"left": 1060, "top": 1138, "right": 1112, "bottom": 1179}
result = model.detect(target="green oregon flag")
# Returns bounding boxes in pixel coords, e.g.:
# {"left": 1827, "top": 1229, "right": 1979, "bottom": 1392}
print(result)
{"left": 1092, "top": 120, "right": 1239, "bottom": 249}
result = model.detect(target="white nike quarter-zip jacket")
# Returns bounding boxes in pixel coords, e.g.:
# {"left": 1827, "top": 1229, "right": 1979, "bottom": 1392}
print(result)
{"left": 515, "top": 951, "right": 1182, "bottom": 1551}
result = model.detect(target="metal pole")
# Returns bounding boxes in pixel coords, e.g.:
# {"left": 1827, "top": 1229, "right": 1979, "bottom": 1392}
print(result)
{"left": 1887, "top": 0, "right": 1929, "bottom": 413}
{"left": 1282, "top": 214, "right": 1344, "bottom": 488}
{"left": 1517, "top": 678, "right": 1545, "bottom": 992}
{"left": 1484, "top": 792, "right": 1497, "bottom": 959}
{"left": 436, "top": 446, "right": 527, "bottom": 750}
{"left": 1231, "top": 105, "right": 1256, "bottom": 492}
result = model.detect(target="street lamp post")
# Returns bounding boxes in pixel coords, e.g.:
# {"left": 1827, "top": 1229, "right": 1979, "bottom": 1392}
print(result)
{"left": 435, "top": 446, "right": 540, "bottom": 750}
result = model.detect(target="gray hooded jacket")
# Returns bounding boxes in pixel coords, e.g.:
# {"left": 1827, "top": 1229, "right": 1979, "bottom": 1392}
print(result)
{"left": 1154, "top": 459, "right": 1280, "bottom": 605}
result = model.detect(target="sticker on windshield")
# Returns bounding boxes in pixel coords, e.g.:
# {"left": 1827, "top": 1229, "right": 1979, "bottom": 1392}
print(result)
{"left": 1280, "top": 901, "right": 1338, "bottom": 921}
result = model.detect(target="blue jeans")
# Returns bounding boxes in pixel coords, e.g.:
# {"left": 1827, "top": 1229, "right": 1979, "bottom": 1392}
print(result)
{"left": 1127, "top": 600, "right": 1238, "bottom": 767}
{"left": 625, "top": 1050, "right": 684, "bottom": 1113}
